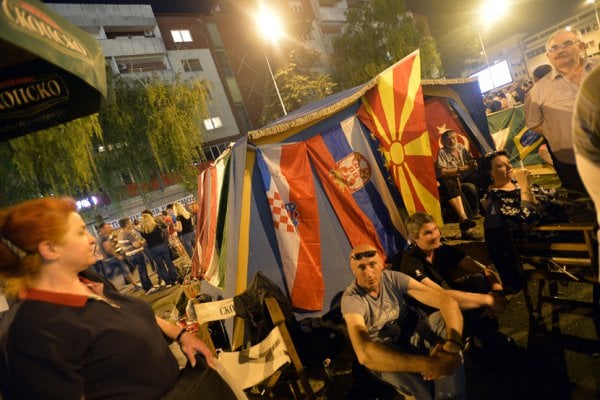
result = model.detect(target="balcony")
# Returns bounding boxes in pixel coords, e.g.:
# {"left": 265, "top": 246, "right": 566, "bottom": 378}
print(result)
{"left": 101, "top": 36, "right": 166, "bottom": 58}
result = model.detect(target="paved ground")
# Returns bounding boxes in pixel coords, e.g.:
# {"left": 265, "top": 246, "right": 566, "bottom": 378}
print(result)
{"left": 127, "top": 217, "right": 600, "bottom": 400}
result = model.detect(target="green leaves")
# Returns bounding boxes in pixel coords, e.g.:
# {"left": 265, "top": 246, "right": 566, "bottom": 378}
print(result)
{"left": 260, "top": 49, "right": 338, "bottom": 125}
{"left": 332, "top": 0, "right": 443, "bottom": 89}
{"left": 0, "top": 73, "right": 209, "bottom": 207}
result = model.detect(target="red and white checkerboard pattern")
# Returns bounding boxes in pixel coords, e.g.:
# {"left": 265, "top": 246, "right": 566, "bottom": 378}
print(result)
{"left": 267, "top": 190, "right": 296, "bottom": 233}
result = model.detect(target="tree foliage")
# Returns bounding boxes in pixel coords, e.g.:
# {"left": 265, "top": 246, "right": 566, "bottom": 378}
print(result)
{"left": 0, "top": 74, "right": 209, "bottom": 208}
{"left": 332, "top": 0, "right": 443, "bottom": 89}
{"left": 260, "top": 49, "right": 338, "bottom": 125}
{"left": 97, "top": 74, "right": 208, "bottom": 201}
{"left": 430, "top": 0, "right": 484, "bottom": 78}
{"left": 0, "top": 115, "right": 101, "bottom": 205}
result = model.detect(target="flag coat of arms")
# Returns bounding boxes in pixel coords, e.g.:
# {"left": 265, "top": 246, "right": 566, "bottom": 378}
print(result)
{"left": 306, "top": 116, "right": 407, "bottom": 257}
{"left": 357, "top": 51, "right": 442, "bottom": 224}
{"left": 256, "top": 143, "right": 324, "bottom": 311}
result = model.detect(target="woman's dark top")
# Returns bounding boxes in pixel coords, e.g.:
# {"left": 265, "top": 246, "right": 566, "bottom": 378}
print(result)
{"left": 0, "top": 274, "right": 179, "bottom": 399}
{"left": 178, "top": 215, "right": 194, "bottom": 235}
{"left": 142, "top": 225, "right": 166, "bottom": 248}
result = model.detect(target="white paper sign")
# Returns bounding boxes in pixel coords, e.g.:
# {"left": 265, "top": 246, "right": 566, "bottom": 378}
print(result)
{"left": 217, "top": 327, "right": 291, "bottom": 389}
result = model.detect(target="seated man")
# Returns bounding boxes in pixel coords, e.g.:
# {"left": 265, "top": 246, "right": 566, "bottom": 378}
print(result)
{"left": 341, "top": 244, "right": 465, "bottom": 399}
{"left": 436, "top": 130, "right": 479, "bottom": 240}
{"left": 397, "top": 212, "right": 515, "bottom": 354}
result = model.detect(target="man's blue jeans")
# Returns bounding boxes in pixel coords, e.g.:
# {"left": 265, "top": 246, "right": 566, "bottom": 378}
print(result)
{"left": 102, "top": 257, "right": 131, "bottom": 285}
{"left": 127, "top": 252, "right": 152, "bottom": 291}
{"left": 372, "top": 311, "right": 466, "bottom": 399}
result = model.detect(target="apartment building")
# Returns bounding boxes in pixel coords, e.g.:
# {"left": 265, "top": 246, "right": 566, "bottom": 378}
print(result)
{"left": 46, "top": 3, "right": 242, "bottom": 160}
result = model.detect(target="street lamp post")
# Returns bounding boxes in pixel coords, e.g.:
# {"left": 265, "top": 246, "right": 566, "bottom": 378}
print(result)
{"left": 477, "top": 25, "right": 495, "bottom": 90}
{"left": 264, "top": 50, "right": 287, "bottom": 115}
{"left": 255, "top": 7, "right": 287, "bottom": 116}
{"left": 478, "top": 0, "right": 509, "bottom": 92}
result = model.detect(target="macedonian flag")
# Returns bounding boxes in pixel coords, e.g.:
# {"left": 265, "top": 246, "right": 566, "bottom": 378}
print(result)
{"left": 357, "top": 51, "right": 442, "bottom": 225}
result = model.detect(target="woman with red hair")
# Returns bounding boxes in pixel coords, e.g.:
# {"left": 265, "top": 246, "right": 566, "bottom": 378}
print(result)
{"left": 0, "top": 197, "right": 240, "bottom": 399}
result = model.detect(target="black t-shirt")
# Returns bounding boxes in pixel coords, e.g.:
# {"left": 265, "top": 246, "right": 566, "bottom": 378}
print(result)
{"left": 178, "top": 215, "right": 194, "bottom": 234}
{"left": 397, "top": 244, "right": 466, "bottom": 286}
{"left": 142, "top": 226, "right": 166, "bottom": 248}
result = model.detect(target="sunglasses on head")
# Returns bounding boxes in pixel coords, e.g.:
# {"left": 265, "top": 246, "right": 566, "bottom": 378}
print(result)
{"left": 351, "top": 250, "right": 377, "bottom": 260}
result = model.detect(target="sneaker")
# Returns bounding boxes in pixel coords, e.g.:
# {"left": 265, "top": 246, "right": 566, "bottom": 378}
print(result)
{"left": 459, "top": 219, "right": 477, "bottom": 231}
{"left": 165, "top": 284, "right": 173, "bottom": 288}
{"left": 132, "top": 284, "right": 142, "bottom": 292}
{"left": 145, "top": 287, "right": 159, "bottom": 296}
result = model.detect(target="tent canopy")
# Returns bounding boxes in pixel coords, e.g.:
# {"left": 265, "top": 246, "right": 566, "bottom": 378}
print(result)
{"left": 198, "top": 55, "right": 494, "bottom": 316}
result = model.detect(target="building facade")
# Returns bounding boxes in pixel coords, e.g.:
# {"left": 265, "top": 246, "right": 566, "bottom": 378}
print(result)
{"left": 47, "top": 3, "right": 242, "bottom": 156}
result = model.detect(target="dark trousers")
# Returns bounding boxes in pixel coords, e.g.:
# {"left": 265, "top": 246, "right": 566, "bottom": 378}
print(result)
{"left": 449, "top": 273, "right": 502, "bottom": 346}
{"left": 159, "top": 355, "right": 239, "bottom": 400}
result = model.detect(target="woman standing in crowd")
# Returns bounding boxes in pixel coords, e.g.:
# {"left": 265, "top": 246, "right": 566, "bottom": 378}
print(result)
{"left": 139, "top": 213, "right": 180, "bottom": 287}
{"left": 0, "top": 197, "right": 239, "bottom": 399}
{"left": 173, "top": 202, "right": 195, "bottom": 260}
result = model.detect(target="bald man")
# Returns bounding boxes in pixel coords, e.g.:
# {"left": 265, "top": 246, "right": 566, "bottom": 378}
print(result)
{"left": 525, "top": 29, "right": 599, "bottom": 193}
{"left": 341, "top": 244, "right": 465, "bottom": 399}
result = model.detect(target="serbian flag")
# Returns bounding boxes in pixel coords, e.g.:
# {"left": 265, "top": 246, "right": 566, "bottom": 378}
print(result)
{"left": 195, "top": 149, "right": 231, "bottom": 288}
{"left": 256, "top": 143, "right": 324, "bottom": 311}
{"left": 307, "top": 116, "right": 407, "bottom": 257}
{"left": 357, "top": 51, "right": 442, "bottom": 224}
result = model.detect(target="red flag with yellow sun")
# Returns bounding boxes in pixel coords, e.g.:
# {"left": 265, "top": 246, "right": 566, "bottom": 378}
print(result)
{"left": 357, "top": 51, "right": 442, "bottom": 225}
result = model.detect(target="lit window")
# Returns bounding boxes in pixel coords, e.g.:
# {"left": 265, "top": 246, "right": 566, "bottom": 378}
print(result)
{"left": 182, "top": 59, "right": 203, "bottom": 72}
{"left": 171, "top": 30, "right": 192, "bottom": 43}
{"left": 203, "top": 117, "right": 223, "bottom": 130}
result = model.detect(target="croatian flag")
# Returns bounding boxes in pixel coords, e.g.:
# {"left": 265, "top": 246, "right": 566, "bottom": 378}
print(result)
{"left": 256, "top": 142, "right": 324, "bottom": 311}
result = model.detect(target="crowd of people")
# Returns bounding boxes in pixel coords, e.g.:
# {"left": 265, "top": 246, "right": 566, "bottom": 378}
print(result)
{"left": 0, "top": 24, "right": 599, "bottom": 400}
{"left": 93, "top": 203, "right": 197, "bottom": 296}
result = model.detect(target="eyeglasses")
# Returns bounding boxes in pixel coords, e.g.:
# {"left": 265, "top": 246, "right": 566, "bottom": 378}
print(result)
{"left": 351, "top": 250, "right": 377, "bottom": 260}
{"left": 547, "top": 40, "right": 579, "bottom": 53}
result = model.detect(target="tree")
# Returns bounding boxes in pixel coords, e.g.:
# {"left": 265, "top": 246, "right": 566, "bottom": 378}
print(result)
{"left": 0, "top": 115, "right": 102, "bottom": 206}
{"left": 260, "top": 49, "right": 338, "bottom": 125}
{"left": 0, "top": 73, "right": 210, "bottom": 208}
{"left": 332, "top": 0, "right": 443, "bottom": 89}
{"left": 97, "top": 74, "right": 209, "bottom": 201}
{"left": 430, "top": 0, "right": 483, "bottom": 78}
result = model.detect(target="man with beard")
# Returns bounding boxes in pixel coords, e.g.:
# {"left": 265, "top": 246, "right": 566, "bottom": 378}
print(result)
{"left": 398, "top": 212, "right": 516, "bottom": 356}
{"left": 435, "top": 130, "right": 479, "bottom": 240}
{"left": 525, "top": 29, "right": 599, "bottom": 193}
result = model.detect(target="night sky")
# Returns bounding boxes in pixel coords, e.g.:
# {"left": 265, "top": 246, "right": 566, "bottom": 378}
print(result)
{"left": 44, "top": 0, "right": 591, "bottom": 46}
{"left": 407, "top": 0, "right": 590, "bottom": 44}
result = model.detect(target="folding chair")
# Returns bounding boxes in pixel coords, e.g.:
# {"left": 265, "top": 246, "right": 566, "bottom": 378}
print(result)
{"left": 194, "top": 297, "right": 316, "bottom": 399}
{"left": 508, "top": 222, "right": 599, "bottom": 332}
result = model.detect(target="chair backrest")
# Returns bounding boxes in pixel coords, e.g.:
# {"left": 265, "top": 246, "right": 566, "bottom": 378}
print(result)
{"left": 193, "top": 297, "right": 316, "bottom": 399}
{"left": 509, "top": 223, "right": 598, "bottom": 282}
{"left": 508, "top": 222, "right": 599, "bottom": 317}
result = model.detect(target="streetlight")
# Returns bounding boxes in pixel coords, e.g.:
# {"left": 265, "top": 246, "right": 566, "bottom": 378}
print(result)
{"left": 255, "top": 7, "right": 287, "bottom": 116}
{"left": 585, "top": 0, "right": 600, "bottom": 31}
{"left": 477, "top": 0, "right": 509, "bottom": 91}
